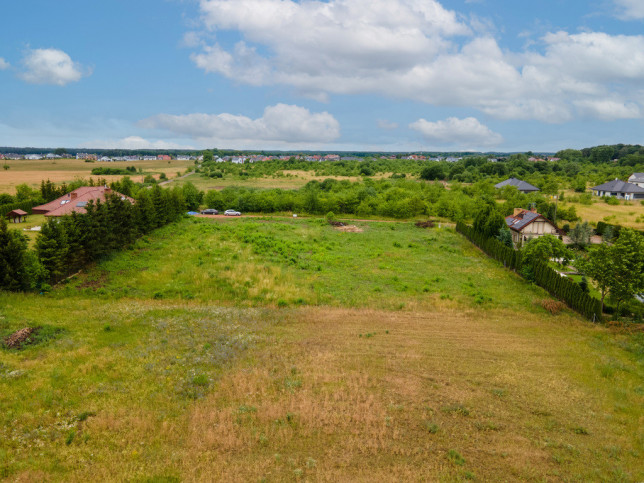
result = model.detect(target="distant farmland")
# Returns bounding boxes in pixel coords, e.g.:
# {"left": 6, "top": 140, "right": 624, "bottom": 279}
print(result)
{"left": 0, "top": 158, "right": 193, "bottom": 194}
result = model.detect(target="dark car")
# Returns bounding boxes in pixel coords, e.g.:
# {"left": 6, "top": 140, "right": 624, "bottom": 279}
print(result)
{"left": 201, "top": 209, "right": 219, "bottom": 215}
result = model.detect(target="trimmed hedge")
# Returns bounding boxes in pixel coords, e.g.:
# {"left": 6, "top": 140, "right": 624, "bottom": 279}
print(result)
{"left": 533, "top": 260, "right": 602, "bottom": 322}
{"left": 456, "top": 222, "right": 602, "bottom": 321}
{"left": 1, "top": 200, "right": 38, "bottom": 217}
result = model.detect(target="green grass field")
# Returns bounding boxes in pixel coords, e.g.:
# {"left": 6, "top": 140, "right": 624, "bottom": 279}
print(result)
{"left": 1, "top": 217, "right": 643, "bottom": 481}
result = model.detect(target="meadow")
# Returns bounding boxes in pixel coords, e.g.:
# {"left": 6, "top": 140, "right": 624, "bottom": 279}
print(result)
{"left": 171, "top": 170, "right": 392, "bottom": 192}
{"left": 1, "top": 216, "right": 643, "bottom": 481}
{"left": 559, "top": 196, "right": 644, "bottom": 231}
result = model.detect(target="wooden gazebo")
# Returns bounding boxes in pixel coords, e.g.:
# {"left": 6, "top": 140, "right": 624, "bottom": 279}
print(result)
{"left": 6, "top": 209, "right": 28, "bottom": 223}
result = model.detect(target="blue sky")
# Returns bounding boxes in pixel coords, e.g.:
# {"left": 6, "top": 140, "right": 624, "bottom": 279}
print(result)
{"left": 1, "top": 0, "right": 644, "bottom": 152}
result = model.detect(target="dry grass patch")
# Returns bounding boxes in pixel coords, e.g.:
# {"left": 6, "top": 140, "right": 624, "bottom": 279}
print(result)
{"left": 171, "top": 306, "right": 643, "bottom": 481}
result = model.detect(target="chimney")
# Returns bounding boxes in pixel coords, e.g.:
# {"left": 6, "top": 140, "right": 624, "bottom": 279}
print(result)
{"left": 71, "top": 192, "right": 77, "bottom": 200}
{"left": 513, "top": 208, "right": 523, "bottom": 216}
{"left": 530, "top": 206, "right": 537, "bottom": 213}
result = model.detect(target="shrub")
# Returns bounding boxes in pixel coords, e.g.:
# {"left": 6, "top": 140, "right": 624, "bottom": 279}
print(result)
{"left": 538, "top": 299, "right": 566, "bottom": 314}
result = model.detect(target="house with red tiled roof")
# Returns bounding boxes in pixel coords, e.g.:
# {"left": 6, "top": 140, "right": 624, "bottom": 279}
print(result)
{"left": 32, "top": 186, "right": 135, "bottom": 217}
{"left": 505, "top": 208, "right": 561, "bottom": 246}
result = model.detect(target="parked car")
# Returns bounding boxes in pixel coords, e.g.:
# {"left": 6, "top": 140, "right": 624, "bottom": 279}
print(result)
{"left": 224, "top": 209, "right": 241, "bottom": 216}
{"left": 201, "top": 208, "right": 218, "bottom": 215}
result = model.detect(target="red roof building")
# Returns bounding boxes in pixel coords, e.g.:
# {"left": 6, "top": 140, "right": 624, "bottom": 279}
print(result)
{"left": 32, "top": 186, "right": 135, "bottom": 217}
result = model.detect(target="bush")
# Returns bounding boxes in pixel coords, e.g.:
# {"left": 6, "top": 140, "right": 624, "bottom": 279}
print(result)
{"left": 538, "top": 299, "right": 566, "bottom": 314}
{"left": 604, "top": 196, "right": 620, "bottom": 205}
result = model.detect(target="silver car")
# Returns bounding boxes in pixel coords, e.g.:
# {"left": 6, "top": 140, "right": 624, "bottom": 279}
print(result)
{"left": 224, "top": 209, "right": 241, "bottom": 216}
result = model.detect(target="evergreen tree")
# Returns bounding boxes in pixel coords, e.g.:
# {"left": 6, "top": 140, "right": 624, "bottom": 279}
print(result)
{"left": 36, "top": 218, "right": 69, "bottom": 284}
{"left": 0, "top": 217, "right": 30, "bottom": 290}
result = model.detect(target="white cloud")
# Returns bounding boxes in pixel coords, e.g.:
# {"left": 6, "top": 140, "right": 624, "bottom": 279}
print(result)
{"left": 189, "top": 0, "right": 644, "bottom": 122}
{"left": 0, "top": 58, "right": 9, "bottom": 70}
{"left": 140, "top": 104, "right": 340, "bottom": 146}
{"left": 409, "top": 117, "right": 503, "bottom": 147}
{"left": 377, "top": 119, "right": 399, "bottom": 130}
{"left": 20, "top": 48, "right": 87, "bottom": 86}
{"left": 614, "top": 0, "right": 644, "bottom": 19}
{"left": 80, "top": 136, "right": 195, "bottom": 150}
{"left": 573, "top": 99, "right": 641, "bottom": 120}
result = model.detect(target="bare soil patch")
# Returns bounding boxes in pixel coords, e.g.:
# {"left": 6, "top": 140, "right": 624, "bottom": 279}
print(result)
{"left": 4, "top": 327, "right": 37, "bottom": 349}
{"left": 334, "top": 224, "right": 363, "bottom": 233}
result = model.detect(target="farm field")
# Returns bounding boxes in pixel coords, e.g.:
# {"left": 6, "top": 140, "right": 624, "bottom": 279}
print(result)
{"left": 1, "top": 217, "right": 643, "bottom": 481}
{"left": 0, "top": 158, "right": 193, "bottom": 195}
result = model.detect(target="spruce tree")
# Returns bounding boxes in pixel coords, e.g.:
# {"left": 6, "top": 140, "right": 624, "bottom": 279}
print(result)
{"left": 0, "top": 217, "right": 30, "bottom": 290}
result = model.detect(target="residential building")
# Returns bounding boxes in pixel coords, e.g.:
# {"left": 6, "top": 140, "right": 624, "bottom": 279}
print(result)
{"left": 157, "top": 155, "right": 172, "bottom": 161}
{"left": 591, "top": 179, "right": 644, "bottom": 200}
{"left": 76, "top": 153, "right": 97, "bottom": 161}
{"left": 494, "top": 177, "right": 540, "bottom": 194}
{"left": 32, "top": 186, "right": 135, "bottom": 217}
{"left": 628, "top": 173, "right": 644, "bottom": 188}
{"left": 505, "top": 208, "right": 561, "bottom": 246}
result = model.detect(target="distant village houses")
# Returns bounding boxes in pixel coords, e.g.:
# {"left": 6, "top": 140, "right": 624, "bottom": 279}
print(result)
{"left": 76, "top": 153, "right": 97, "bottom": 161}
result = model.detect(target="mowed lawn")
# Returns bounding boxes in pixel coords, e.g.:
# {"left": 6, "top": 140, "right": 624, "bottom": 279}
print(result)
{"left": 1, "top": 217, "right": 642, "bottom": 481}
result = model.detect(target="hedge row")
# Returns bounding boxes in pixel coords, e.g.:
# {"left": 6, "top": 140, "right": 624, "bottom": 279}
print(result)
{"left": 1, "top": 200, "right": 37, "bottom": 217}
{"left": 533, "top": 260, "right": 603, "bottom": 322}
{"left": 456, "top": 221, "right": 522, "bottom": 270}
{"left": 456, "top": 222, "right": 601, "bottom": 321}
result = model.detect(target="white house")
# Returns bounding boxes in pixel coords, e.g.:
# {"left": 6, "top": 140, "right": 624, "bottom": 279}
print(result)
{"left": 628, "top": 173, "right": 644, "bottom": 189}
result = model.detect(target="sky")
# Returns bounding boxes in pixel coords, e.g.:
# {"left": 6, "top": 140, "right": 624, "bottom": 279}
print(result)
{"left": 1, "top": 0, "right": 644, "bottom": 153}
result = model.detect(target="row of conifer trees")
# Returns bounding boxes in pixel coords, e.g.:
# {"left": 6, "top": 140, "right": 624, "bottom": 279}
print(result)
{"left": 456, "top": 221, "right": 602, "bottom": 321}
{"left": 0, "top": 184, "right": 186, "bottom": 291}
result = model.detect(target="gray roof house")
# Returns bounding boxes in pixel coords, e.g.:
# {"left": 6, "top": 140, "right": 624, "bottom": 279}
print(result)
{"left": 591, "top": 179, "right": 644, "bottom": 200}
{"left": 628, "top": 173, "right": 644, "bottom": 188}
{"left": 494, "top": 178, "right": 540, "bottom": 193}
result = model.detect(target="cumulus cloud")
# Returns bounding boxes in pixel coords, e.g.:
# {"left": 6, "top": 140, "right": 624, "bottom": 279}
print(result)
{"left": 140, "top": 104, "right": 340, "bottom": 145}
{"left": 189, "top": 0, "right": 644, "bottom": 122}
{"left": 80, "top": 136, "right": 194, "bottom": 150}
{"left": 20, "top": 48, "right": 87, "bottom": 86}
{"left": 614, "top": 0, "right": 644, "bottom": 19}
{"left": 409, "top": 117, "right": 503, "bottom": 147}
{"left": 0, "top": 58, "right": 9, "bottom": 70}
